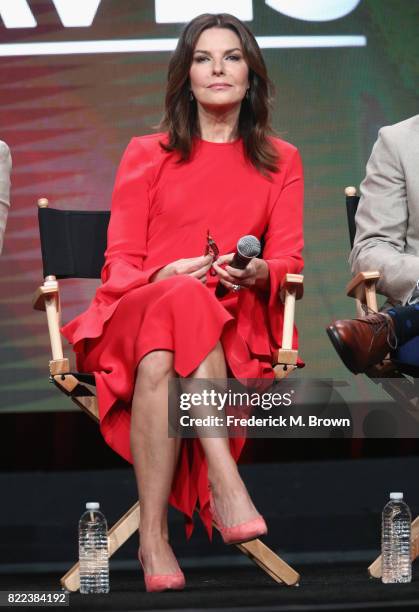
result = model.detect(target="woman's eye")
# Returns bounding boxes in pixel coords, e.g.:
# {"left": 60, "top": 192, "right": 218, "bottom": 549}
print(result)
{"left": 194, "top": 55, "right": 241, "bottom": 63}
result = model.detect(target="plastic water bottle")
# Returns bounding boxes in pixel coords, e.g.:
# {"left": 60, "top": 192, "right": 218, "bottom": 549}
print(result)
{"left": 79, "top": 502, "right": 110, "bottom": 594}
{"left": 381, "top": 492, "right": 412, "bottom": 583}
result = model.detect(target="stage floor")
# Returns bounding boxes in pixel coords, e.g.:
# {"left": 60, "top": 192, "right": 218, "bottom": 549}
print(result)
{"left": 1, "top": 563, "right": 419, "bottom": 611}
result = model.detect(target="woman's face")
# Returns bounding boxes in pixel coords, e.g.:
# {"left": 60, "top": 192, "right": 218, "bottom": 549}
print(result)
{"left": 189, "top": 27, "right": 249, "bottom": 110}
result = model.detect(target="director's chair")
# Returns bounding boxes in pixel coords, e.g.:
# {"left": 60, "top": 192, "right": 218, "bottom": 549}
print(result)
{"left": 33, "top": 197, "right": 304, "bottom": 591}
{"left": 342, "top": 186, "right": 419, "bottom": 577}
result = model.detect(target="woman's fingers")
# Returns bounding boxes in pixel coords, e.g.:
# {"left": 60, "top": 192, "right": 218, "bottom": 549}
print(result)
{"left": 185, "top": 254, "right": 213, "bottom": 272}
{"left": 212, "top": 260, "right": 253, "bottom": 286}
{"left": 226, "top": 266, "right": 255, "bottom": 286}
{"left": 212, "top": 260, "right": 230, "bottom": 280}
{"left": 213, "top": 253, "right": 235, "bottom": 266}
{"left": 190, "top": 257, "right": 213, "bottom": 281}
{"left": 175, "top": 254, "right": 212, "bottom": 275}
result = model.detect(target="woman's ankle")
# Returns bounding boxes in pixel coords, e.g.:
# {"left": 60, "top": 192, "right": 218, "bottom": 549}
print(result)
{"left": 207, "top": 468, "right": 261, "bottom": 526}
{"left": 138, "top": 539, "right": 181, "bottom": 575}
{"left": 139, "top": 527, "right": 169, "bottom": 545}
{"left": 208, "top": 461, "right": 241, "bottom": 491}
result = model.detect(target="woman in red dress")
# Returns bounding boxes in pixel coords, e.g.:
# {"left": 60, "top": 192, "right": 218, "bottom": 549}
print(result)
{"left": 61, "top": 13, "right": 304, "bottom": 591}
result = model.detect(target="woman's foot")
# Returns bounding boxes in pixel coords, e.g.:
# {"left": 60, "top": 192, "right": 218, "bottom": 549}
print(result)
{"left": 208, "top": 468, "right": 267, "bottom": 542}
{"left": 139, "top": 536, "right": 185, "bottom": 592}
{"left": 138, "top": 536, "right": 181, "bottom": 576}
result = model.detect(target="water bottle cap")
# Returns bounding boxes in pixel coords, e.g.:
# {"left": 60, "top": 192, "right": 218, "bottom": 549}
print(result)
{"left": 86, "top": 502, "right": 100, "bottom": 510}
{"left": 390, "top": 492, "right": 403, "bottom": 500}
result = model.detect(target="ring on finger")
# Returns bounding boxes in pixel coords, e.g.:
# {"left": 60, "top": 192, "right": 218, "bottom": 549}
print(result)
{"left": 232, "top": 284, "right": 241, "bottom": 292}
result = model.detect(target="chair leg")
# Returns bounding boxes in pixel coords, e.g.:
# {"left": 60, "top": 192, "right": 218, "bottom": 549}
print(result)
{"left": 53, "top": 374, "right": 99, "bottom": 423}
{"left": 60, "top": 502, "right": 140, "bottom": 592}
{"left": 236, "top": 538, "right": 300, "bottom": 585}
{"left": 60, "top": 499, "right": 299, "bottom": 591}
{"left": 368, "top": 515, "right": 419, "bottom": 578}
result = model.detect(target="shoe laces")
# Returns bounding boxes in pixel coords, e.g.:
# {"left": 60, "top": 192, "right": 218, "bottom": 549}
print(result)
{"left": 357, "top": 305, "right": 398, "bottom": 351}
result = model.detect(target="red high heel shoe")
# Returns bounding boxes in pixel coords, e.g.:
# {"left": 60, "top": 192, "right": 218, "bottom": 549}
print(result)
{"left": 139, "top": 551, "right": 185, "bottom": 593}
{"left": 209, "top": 491, "right": 268, "bottom": 545}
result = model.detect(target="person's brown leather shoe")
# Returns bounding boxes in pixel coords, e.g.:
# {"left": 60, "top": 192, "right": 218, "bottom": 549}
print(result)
{"left": 326, "top": 312, "right": 397, "bottom": 374}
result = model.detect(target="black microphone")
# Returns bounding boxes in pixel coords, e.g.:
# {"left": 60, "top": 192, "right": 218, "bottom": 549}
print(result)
{"left": 215, "top": 235, "right": 261, "bottom": 298}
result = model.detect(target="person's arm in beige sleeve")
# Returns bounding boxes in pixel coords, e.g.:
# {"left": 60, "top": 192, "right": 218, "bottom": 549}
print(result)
{"left": 349, "top": 123, "right": 419, "bottom": 305}
{"left": 0, "top": 141, "right": 12, "bottom": 255}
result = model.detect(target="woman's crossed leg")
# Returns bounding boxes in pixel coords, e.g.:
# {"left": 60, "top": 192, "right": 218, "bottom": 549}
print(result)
{"left": 131, "top": 341, "right": 260, "bottom": 575}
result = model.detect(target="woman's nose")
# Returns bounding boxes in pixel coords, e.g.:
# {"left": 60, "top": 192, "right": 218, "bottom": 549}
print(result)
{"left": 212, "top": 61, "right": 225, "bottom": 75}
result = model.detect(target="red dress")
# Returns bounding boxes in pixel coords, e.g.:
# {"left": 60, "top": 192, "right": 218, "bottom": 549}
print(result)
{"left": 61, "top": 133, "right": 304, "bottom": 539}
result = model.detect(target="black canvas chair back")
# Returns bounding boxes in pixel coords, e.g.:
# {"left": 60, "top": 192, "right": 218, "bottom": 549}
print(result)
{"left": 38, "top": 207, "right": 110, "bottom": 279}
{"left": 345, "top": 192, "right": 360, "bottom": 249}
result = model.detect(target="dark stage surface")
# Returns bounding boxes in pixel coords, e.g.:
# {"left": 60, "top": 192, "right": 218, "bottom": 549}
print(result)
{"left": 1, "top": 459, "right": 419, "bottom": 610}
{"left": 2, "top": 458, "right": 419, "bottom": 568}
{"left": 2, "top": 564, "right": 419, "bottom": 611}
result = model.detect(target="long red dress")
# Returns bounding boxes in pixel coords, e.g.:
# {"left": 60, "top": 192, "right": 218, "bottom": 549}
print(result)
{"left": 61, "top": 132, "right": 304, "bottom": 539}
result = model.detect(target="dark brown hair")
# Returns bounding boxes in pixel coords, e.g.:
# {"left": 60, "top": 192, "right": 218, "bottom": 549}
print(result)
{"left": 157, "top": 13, "right": 279, "bottom": 176}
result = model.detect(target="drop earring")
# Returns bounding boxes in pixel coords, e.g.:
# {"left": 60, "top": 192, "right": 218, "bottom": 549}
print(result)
{"left": 189, "top": 91, "right": 194, "bottom": 101}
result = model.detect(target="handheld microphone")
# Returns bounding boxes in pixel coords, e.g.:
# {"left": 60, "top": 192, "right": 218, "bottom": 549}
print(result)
{"left": 215, "top": 235, "right": 261, "bottom": 298}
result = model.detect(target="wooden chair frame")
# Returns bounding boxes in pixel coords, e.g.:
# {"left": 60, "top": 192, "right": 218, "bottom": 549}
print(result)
{"left": 34, "top": 198, "right": 304, "bottom": 591}
{"left": 344, "top": 187, "right": 419, "bottom": 578}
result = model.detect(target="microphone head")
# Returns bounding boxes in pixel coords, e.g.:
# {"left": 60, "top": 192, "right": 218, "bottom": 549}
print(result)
{"left": 237, "top": 235, "right": 261, "bottom": 258}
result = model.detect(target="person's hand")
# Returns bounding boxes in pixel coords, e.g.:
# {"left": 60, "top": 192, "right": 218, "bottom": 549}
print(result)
{"left": 212, "top": 254, "right": 270, "bottom": 292}
{"left": 150, "top": 254, "right": 214, "bottom": 284}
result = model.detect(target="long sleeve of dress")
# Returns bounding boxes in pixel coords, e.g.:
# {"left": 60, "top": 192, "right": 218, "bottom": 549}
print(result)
{"left": 95, "top": 138, "right": 164, "bottom": 303}
{"left": 264, "top": 148, "right": 304, "bottom": 349}
{"left": 61, "top": 138, "right": 163, "bottom": 350}
{"left": 229, "top": 145, "right": 304, "bottom": 367}
{"left": 264, "top": 148, "right": 304, "bottom": 295}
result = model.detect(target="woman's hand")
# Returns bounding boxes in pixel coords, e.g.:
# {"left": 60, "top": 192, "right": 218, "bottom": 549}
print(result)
{"left": 150, "top": 254, "right": 213, "bottom": 284}
{"left": 212, "top": 254, "right": 270, "bottom": 292}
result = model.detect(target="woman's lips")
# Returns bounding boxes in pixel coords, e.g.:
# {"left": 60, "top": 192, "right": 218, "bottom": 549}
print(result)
{"left": 208, "top": 84, "right": 232, "bottom": 89}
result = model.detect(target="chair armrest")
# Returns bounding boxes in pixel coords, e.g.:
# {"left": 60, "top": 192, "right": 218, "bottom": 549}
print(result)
{"left": 346, "top": 271, "right": 380, "bottom": 314}
{"left": 32, "top": 279, "right": 59, "bottom": 311}
{"left": 346, "top": 271, "right": 380, "bottom": 297}
{"left": 279, "top": 273, "right": 304, "bottom": 351}
{"left": 280, "top": 273, "right": 304, "bottom": 302}
{"left": 32, "top": 277, "right": 69, "bottom": 370}
{"left": 274, "top": 274, "right": 304, "bottom": 376}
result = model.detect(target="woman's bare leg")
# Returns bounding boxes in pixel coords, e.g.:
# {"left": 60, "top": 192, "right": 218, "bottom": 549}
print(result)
{"left": 188, "top": 341, "right": 260, "bottom": 526}
{"left": 131, "top": 342, "right": 259, "bottom": 577}
{"left": 131, "top": 350, "right": 182, "bottom": 575}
